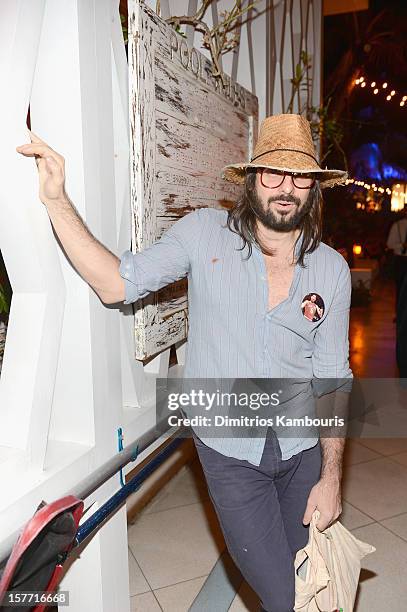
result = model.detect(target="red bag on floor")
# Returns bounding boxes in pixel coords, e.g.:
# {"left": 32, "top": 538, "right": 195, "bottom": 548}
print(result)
{"left": 0, "top": 496, "right": 83, "bottom": 612}
{"left": 295, "top": 511, "right": 375, "bottom": 611}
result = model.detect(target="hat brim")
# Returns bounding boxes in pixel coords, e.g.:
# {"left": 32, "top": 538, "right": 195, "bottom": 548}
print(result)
{"left": 221, "top": 162, "right": 348, "bottom": 189}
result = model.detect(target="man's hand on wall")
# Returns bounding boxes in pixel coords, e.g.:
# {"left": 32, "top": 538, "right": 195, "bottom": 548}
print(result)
{"left": 16, "top": 131, "right": 66, "bottom": 205}
{"left": 15, "top": 131, "right": 124, "bottom": 304}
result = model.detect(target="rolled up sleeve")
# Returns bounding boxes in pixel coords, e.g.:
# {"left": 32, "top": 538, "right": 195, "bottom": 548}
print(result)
{"left": 119, "top": 210, "right": 201, "bottom": 305}
{"left": 312, "top": 258, "right": 353, "bottom": 394}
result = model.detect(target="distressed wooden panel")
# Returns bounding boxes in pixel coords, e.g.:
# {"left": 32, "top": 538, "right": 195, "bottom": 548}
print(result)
{"left": 128, "top": 1, "right": 258, "bottom": 360}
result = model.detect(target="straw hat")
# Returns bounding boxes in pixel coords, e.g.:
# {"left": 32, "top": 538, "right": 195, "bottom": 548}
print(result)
{"left": 222, "top": 114, "right": 347, "bottom": 189}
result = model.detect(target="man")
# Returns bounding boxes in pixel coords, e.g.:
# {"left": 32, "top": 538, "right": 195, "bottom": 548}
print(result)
{"left": 17, "top": 114, "right": 352, "bottom": 612}
{"left": 386, "top": 210, "right": 407, "bottom": 378}
{"left": 387, "top": 209, "right": 407, "bottom": 314}
{"left": 397, "top": 273, "right": 407, "bottom": 379}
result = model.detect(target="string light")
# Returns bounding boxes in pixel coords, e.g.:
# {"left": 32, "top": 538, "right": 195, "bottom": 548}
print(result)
{"left": 353, "top": 75, "right": 406, "bottom": 105}
{"left": 345, "top": 178, "right": 407, "bottom": 203}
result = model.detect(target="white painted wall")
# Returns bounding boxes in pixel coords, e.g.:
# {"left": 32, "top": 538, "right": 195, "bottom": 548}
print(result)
{"left": 0, "top": 1, "right": 130, "bottom": 610}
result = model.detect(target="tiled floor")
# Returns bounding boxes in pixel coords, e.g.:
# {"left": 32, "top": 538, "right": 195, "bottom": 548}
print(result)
{"left": 127, "top": 278, "right": 407, "bottom": 611}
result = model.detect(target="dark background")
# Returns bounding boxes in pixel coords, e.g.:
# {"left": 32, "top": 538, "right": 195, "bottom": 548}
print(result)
{"left": 322, "top": 0, "right": 407, "bottom": 266}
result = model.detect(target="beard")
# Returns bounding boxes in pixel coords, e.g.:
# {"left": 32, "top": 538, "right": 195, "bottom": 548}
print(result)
{"left": 248, "top": 186, "right": 313, "bottom": 232}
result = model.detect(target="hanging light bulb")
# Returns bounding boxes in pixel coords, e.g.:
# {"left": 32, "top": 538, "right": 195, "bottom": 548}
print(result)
{"left": 354, "top": 76, "right": 407, "bottom": 106}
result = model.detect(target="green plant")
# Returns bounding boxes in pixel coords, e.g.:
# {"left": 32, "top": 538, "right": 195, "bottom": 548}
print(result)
{"left": 0, "top": 283, "right": 9, "bottom": 315}
{"left": 286, "top": 52, "right": 347, "bottom": 170}
{"left": 286, "top": 51, "right": 313, "bottom": 115}
{"left": 120, "top": 13, "right": 128, "bottom": 44}
{"left": 163, "top": 0, "right": 260, "bottom": 83}
{"left": 310, "top": 100, "right": 347, "bottom": 169}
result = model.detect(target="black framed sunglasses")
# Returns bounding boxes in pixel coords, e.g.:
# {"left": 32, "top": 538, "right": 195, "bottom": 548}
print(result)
{"left": 260, "top": 168, "right": 316, "bottom": 190}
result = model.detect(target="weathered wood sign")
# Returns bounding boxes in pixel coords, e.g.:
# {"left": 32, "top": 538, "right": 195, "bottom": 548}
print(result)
{"left": 128, "top": 1, "right": 258, "bottom": 360}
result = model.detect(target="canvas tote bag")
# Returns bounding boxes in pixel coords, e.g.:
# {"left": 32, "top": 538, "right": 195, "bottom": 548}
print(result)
{"left": 294, "top": 510, "right": 376, "bottom": 611}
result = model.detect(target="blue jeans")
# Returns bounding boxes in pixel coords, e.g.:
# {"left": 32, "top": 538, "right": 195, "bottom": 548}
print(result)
{"left": 192, "top": 428, "right": 322, "bottom": 612}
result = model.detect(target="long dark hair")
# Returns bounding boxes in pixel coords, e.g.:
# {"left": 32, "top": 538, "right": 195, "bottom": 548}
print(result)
{"left": 225, "top": 168, "right": 323, "bottom": 267}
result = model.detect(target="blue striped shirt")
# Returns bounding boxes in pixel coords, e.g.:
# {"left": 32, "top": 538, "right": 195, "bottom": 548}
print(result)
{"left": 119, "top": 207, "right": 353, "bottom": 465}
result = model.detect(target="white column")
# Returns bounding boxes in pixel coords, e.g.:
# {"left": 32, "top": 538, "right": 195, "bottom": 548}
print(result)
{"left": 0, "top": 0, "right": 65, "bottom": 471}
{"left": 0, "top": 0, "right": 130, "bottom": 609}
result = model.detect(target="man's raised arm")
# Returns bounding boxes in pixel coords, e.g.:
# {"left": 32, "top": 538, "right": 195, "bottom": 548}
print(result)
{"left": 17, "top": 131, "right": 196, "bottom": 305}
{"left": 17, "top": 132, "right": 125, "bottom": 304}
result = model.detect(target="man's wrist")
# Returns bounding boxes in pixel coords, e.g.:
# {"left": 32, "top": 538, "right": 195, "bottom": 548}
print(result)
{"left": 320, "top": 467, "right": 342, "bottom": 484}
{"left": 43, "top": 192, "right": 70, "bottom": 209}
